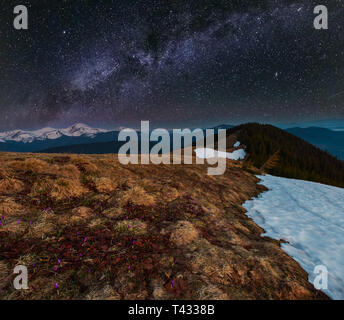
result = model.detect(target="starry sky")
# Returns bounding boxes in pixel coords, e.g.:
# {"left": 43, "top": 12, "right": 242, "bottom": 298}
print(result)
{"left": 0, "top": 0, "right": 344, "bottom": 131}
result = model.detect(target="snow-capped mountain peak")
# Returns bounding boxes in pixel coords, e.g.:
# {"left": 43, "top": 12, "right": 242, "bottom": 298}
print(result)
{"left": 0, "top": 123, "right": 111, "bottom": 143}
{"left": 61, "top": 123, "right": 109, "bottom": 137}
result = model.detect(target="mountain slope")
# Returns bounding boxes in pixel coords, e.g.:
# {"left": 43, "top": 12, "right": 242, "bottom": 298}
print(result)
{"left": 285, "top": 127, "right": 344, "bottom": 160}
{"left": 226, "top": 123, "right": 344, "bottom": 188}
{"left": 0, "top": 152, "right": 328, "bottom": 300}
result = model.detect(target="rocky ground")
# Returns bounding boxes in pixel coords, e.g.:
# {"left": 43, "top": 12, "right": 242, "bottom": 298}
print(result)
{"left": 0, "top": 152, "right": 328, "bottom": 299}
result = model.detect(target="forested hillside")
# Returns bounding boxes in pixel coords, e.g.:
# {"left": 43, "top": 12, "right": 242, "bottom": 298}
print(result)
{"left": 227, "top": 123, "right": 344, "bottom": 188}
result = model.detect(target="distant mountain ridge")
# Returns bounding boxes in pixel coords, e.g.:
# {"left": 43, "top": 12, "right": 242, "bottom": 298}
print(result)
{"left": 1, "top": 123, "right": 344, "bottom": 165}
{"left": 0, "top": 124, "right": 233, "bottom": 153}
{"left": 285, "top": 127, "right": 344, "bottom": 160}
{"left": 0, "top": 123, "right": 111, "bottom": 143}
{"left": 0, "top": 123, "right": 119, "bottom": 152}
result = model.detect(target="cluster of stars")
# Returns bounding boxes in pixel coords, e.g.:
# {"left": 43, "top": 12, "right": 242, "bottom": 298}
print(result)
{"left": 0, "top": 0, "right": 343, "bottom": 130}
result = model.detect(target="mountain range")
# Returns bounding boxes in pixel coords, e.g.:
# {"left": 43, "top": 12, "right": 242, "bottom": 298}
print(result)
{"left": 0, "top": 123, "right": 343, "bottom": 161}
{"left": 0, "top": 123, "right": 120, "bottom": 153}
{"left": 0, "top": 123, "right": 111, "bottom": 143}
{"left": 285, "top": 127, "right": 344, "bottom": 160}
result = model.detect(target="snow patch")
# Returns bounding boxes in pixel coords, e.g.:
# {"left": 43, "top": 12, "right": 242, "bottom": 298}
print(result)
{"left": 194, "top": 148, "right": 246, "bottom": 160}
{"left": 233, "top": 141, "right": 240, "bottom": 147}
{"left": 243, "top": 175, "right": 344, "bottom": 300}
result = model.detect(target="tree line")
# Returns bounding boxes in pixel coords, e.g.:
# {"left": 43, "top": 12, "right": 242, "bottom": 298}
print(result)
{"left": 228, "top": 123, "right": 344, "bottom": 188}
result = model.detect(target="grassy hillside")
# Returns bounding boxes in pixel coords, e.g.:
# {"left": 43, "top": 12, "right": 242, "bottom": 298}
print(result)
{"left": 0, "top": 152, "right": 327, "bottom": 299}
{"left": 227, "top": 123, "right": 344, "bottom": 187}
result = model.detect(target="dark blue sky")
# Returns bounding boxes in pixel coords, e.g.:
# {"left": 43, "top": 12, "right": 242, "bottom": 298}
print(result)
{"left": 0, "top": 0, "right": 344, "bottom": 130}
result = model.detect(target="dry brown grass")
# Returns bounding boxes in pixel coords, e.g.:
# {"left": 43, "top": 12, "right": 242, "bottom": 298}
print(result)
{"left": 85, "top": 285, "right": 120, "bottom": 300}
{"left": 7, "top": 158, "right": 50, "bottom": 173}
{"left": 119, "top": 185, "right": 155, "bottom": 206}
{"left": 55, "top": 164, "right": 81, "bottom": 179}
{"left": 0, "top": 220, "right": 26, "bottom": 234}
{"left": 102, "top": 207, "right": 124, "bottom": 219}
{"left": 170, "top": 221, "right": 199, "bottom": 247}
{"left": 115, "top": 219, "right": 148, "bottom": 236}
{"left": 88, "top": 217, "right": 107, "bottom": 228}
{"left": 7, "top": 158, "right": 81, "bottom": 179}
{"left": 69, "top": 206, "right": 94, "bottom": 224}
{"left": 0, "top": 167, "right": 11, "bottom": 179}
{"left": 16, "top": 253, "right": 37, "bottom": 266}
{"left": 0, "top": 152, "right": 328, "bottom": 300}
{"left": 197, "top": 284, "right": 230, "bottom": 300}
{"left": 29, "top": 221, "right": 56, "bottom": 238}
{"left": 189, "top": 239, "right": 235, "bottom": 286}
{"left": 71, "top": 157, "right": 99, "bottom": 174}
{"left": 4, "top": 277, "right": 57, "bottom": 300}
{"left": 0, "top": 178, "right": 25, "bottom": 195}
{"left": 30, "top": 177, "right": 87, "bottom": 201}
{"left": 0, "top": 198, "right": 24, "bottom": 216}
{"left": 72, "top": 206, "right": 93, "bottom": 218}
{"left": 0, "top": 260, "right": 9, "bottom": 280}
{"left": 93, "top": 177, "right": 117, "bottom": 194}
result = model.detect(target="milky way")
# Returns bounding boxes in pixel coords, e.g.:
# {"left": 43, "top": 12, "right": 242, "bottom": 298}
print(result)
{"left": 0, "top": 0, "right": 344, "bottom": 130}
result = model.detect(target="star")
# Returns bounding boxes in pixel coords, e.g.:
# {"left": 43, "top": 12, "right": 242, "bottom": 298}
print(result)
{"left": 0, "top": 1, "right": 343, "bottom": 130}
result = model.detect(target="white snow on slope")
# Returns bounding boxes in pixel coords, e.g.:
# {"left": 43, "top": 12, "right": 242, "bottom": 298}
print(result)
{"left": 0, "top": 123, "right": 111, "bottom": 143}
{"left": 233, "top": 141, "right": 241, "bottom": 147}
{"left": 194, "top": 148, "right": 246, "bottom": 160}
{"left": 243, "top": 175, "right": 344, "bottom": 300}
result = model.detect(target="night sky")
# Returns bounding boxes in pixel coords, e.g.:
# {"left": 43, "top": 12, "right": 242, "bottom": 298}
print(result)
{"left": 0, "top": 0, "right": 344, "bottom": 131}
